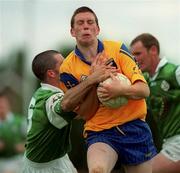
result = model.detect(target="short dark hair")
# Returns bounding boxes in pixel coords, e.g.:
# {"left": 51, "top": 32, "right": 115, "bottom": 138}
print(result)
{"left": 130, "top": 33, "right": 160, "bottom": 54}
{"left": 0, "top": 91, "right": 9, "bottom": 104}
{"left": 71, "top": 6, "right": 99, "bottom": 28}
{"left": 0, "top": 91, "right": 7, "bottom": 99}
{"left": 32, "top": 50, "right": 60, "bottom": 81}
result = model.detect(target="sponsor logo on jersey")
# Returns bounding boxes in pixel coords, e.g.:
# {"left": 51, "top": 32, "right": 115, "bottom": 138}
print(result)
{"left": 52, "top": 93, "right": 64, "bottom": 103}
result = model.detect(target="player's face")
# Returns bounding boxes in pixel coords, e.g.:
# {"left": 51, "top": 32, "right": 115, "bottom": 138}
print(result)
{"left": 0, "top": 97, "right": 10, "bottom": 120}
{"left": 71, "top": 12, "right": 100, "bottom": 46}
{"left": 130, "top": 41, "right": 152, "bottom": 73}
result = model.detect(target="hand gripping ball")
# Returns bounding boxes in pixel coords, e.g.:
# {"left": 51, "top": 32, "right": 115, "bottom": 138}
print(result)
{"left": 97, "top": 73, "right": 131, "bottom": 108}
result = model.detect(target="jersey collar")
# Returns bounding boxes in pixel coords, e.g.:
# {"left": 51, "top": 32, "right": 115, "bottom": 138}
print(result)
{"left": 41, "top": 83, "right": 63, "bottom": 92}
{"left": 74, "top": 39, "right": 104, "bottom": 65}
{"left": 151, "top": 57, "right": 168, "bottom": 81}
{"left": 155, "top": 57, "right": 168, "bottom": 73}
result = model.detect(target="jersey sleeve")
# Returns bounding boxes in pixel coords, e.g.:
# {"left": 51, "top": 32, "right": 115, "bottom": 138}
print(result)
{"left": 59, "top": 57, "right": 80, "bottom": 91}
{"left": 45, "top": 92, "right": 76, "bottom": 129}
{"left": 118, "top": 43, "right": 147, "bottom": 84}
{"left": 60, "top": 72, "right": 79, "bottom": 90}
{"left": 175, "top": 66, "right": 180, "bottom": 86}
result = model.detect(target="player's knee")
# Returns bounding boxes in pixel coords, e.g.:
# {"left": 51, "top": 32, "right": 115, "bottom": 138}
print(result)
{"left": 90, "top": 166, "right": 105, "bottom": 173}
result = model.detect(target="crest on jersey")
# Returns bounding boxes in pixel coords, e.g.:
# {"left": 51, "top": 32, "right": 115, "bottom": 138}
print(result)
{"left": 52, "top": 93, "right": 64, "bottom": 103}
{"left": 105, "top": 58, "right": 118, "bottom": 68}
{"left": 80, "top": 75, "right": 88, "bottom": 82}
{"left": 161, "top": 80, "right": 170, "bottom": 91}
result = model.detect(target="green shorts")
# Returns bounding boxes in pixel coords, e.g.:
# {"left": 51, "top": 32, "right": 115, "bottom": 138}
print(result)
{"left": 21, "top": 154, "right": 77, "bottom": 173}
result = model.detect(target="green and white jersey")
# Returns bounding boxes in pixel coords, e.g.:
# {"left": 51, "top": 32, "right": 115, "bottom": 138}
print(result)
{"left": 0, "top": 113, "right": 26, "bottom": 157}
{"left": 145, "top": 58, "right": 180, "bottom": 145}
{"left": 25, "top": 83, "right": 76, "bottom": 163}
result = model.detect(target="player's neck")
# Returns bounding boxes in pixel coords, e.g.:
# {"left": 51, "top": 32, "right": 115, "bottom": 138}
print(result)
{"left": 45, "top": 79, "right": 60, "bottom": 89}
{"left": 150, "top": 56, "right": 160, "bottom": 77}
{"left": 77, "top": 40, "right": 98, "bottom": 62}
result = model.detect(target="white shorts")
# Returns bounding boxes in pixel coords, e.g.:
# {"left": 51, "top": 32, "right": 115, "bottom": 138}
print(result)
{"left": 161, "top": 134, "right": 180, "bottom": 162}
{"left": 21, "top": 154, "right": 77, "bottom": 173}
{"left": 0, "top": 154, "right": 23, "bottom": 173}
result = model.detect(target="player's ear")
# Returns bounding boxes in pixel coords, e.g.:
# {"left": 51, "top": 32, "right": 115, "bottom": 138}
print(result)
{"left": 149, "top": 45, "right": 157, "bottom": 55}
{"left": 70, "top": 28, "right": 75, "bottom": 37}
{"left": 96, "top": 26, "right": 100, "bottom": 35}
{"left": 47, "top": 69, "right": 56, "bottom": 78}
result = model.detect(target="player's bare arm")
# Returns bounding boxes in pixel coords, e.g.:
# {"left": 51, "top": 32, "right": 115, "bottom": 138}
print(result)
{"left": 97, "top": 73, "right": 150, "bottom": 101}
{"left": 61, "top": 64, "right": 117, "bottom": 112}
{"left": 75, "top": 86, "right": 99, "bottom": 120}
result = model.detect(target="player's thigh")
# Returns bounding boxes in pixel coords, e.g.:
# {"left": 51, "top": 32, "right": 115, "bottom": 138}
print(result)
{"left": 124, "top": 159, "right": 152, "bottom": 173}
{"left": 152, "top": 134, "right": 180, "bottom": 173}
{"left": 152, "top": 153, "right": 180, "bottom": 173}
{"left": 87, "top": 142, "right": 118, "bottom": 173}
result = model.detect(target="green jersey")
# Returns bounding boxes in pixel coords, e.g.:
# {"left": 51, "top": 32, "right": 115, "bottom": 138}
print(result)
{"left": 145, "top": 58, "right": 180, "bottom": 146}
{"left": 25, "top": 83, "right": 76, "bottom": 163}
{"left": 0, "top": 113, "right": 26, "bottom": 157}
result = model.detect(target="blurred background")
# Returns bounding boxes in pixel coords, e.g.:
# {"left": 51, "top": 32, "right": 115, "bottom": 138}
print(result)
{"left": 0, "top": 0, "right": 180, "bottom": 172}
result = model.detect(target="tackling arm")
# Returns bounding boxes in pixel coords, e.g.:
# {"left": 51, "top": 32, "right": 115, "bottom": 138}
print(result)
{"left": 61, "top": 64, "right": 115, "bottom": 112}
{"left": 76, "top": 86, "right": 99, "bottom": 120}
